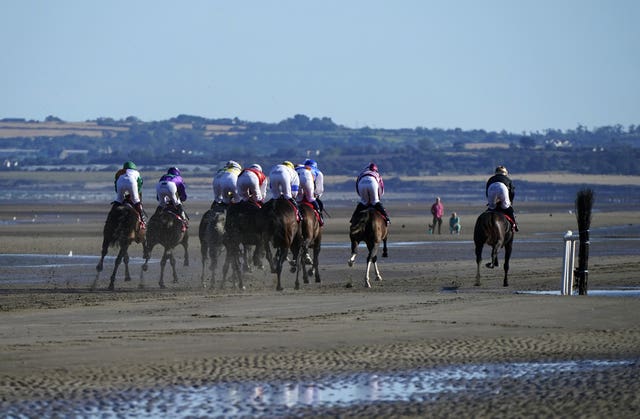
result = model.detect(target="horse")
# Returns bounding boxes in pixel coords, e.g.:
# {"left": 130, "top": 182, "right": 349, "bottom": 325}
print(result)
{"left": 141, "top": 206, "right": 189, "bottom": 288}
{"left": 347, "top": 206, "right": 388, "bottom": 288}
{"left": 199, "top": 203, "right": 228, "bottom": 288}
{"left": 262, "top": 197, "right": 302, "bottom": 291}
{"left": 296, "top": 201, "right": 322, "bottom": 284}
{"left": 94, "top": 202, "right": 145, "bottom": 290}
{"left": 223, "top": 200, "right": 267, "bottom": 290}
{"left": 473, "top": 210, "right": 514, "bottom": 287}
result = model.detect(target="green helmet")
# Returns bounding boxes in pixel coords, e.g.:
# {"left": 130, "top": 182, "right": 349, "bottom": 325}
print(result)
{"left": 123, "top": 161, "right": 137, "bottom": 170}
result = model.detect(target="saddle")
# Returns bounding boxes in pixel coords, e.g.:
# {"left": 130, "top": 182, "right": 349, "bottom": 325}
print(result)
{"left": 300, "top": 201, "right": 322, "bottom": 225}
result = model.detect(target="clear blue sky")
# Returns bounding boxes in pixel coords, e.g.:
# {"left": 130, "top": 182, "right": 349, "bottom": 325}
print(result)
{"left": 1, "top": 0, "right": 638, "bottom": 133}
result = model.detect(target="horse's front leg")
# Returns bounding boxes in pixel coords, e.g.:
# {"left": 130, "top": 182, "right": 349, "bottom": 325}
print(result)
{"left": 503, "top": 242, "right": 512, "bottom": 287}
{"left": 364, "top": 259, "right": 372, "bottom": 288}
{"left": 123, "top": 251, "right": 131, "bottom": 282}
{"left": 475, "top": 244, "right": 483, "bottom": 286}
{"left": 382, "top": 238, "right": 388, "bottom": 258}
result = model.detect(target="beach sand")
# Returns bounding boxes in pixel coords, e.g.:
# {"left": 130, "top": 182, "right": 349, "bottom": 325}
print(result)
{"left": 1, "top": 201, "right": 639, "bottom": 417}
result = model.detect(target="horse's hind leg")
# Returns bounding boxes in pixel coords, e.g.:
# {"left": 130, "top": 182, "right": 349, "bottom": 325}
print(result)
{"left": 382, "top": 238, "right": 388, "bottom": 258}
{"left": 474, "top": 243, "right": 483, "bottom": 286}
{"left": 503, "top": 241, "right": 512, "bottom": 287}
{"left": 158, "top": 251, "right": 168, "bottom": 289}
{"left": 182, "top": 234, "right": 189, "bottom": 267}
{"left": 348, "top": 241, "right": 358, "bottom": 267}
{"left": 123, "top": 250, "right": 131, "bottom": 282}
{"left": 170, "top": 252, "right": 179, "bottom": 284}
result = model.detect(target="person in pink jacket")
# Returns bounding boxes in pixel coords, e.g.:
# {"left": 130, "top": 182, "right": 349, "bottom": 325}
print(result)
{"left": 430, "top": 197, "right": 444, "bottom": 234}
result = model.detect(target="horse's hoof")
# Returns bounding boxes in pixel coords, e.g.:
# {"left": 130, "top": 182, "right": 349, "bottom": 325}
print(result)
{"left": 345, "top": 283, "right": 353, "bottom": 288}
{"left": 124, "top": 277, "right": 131, "bottom": 282}
{"left": 474, "top": 281, "right": 481, "bottom": 286}
{"left": 108, "top": 284, "right": 115, "bottom": 291}
{"left": 142, "top": 265, "right": 148, "bottom": 272}
{"left": 277, "top": 286, "right": 283, "bottom": 291}
{"left": 485, "top": 263, "right": 494, "bottom": 269}
{"left": 304, "top": 254, "right": 313, "bottom": 265}
{"left": 365, "top": 280, "right": 371, "bottom": 288}
{"left": 348, "top": 261, "right": 354, "bottom": 267}
{"left": 184, "top": 261, "right": 189, "bottom": 267}
{"left": 382, "top": 251, "right": 388, "bottom": 258}
{"left": 503, "top": 282, "right": 509, "bottom": 287}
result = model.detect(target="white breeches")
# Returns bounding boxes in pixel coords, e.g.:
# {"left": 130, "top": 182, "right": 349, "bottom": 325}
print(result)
{"left": 237, "top": 171, "right": 267, "bottom": 203}
{"left": 357, "top": 176, "right": 381, "bottom": 205}
{"left": 296, "top": 170, "right": 316, "bottom": 203}
{"left": 487, "top": 182, "right": 511, "bottom": 209}
{"left": 115, "top": 175, "right": 140, "bottom": 204}
{"left": 156, "top": 180, "right": 181, "bottom": 207}
{"left": 270, "top": 169, "right": 298, "bottom": 200}
{"left": 212, "top": 172, "right": 239, "bottom": 204}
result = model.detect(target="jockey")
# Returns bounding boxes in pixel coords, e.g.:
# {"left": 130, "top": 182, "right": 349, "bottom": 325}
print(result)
{"left": 269, "top": 160, "right": 302, "bottom": 218}
{"left": 156, "top": 167, "right": 188, "bottom": 222}
{"left": 237, "top": 163, "right": 268, "bottom": 206}
{"left": 486, "top": 165, "right": 518, "bottom": 231}
{"left": 302, "top": 158, "right": 325, "bottom": 213}
{"left": 295, "top": 163, "right": 323, "bottom": 226}
{"left": 212, "top": 160, "right": 242, "bottom": 205}
{"left": 351, "top": 162, "right": 390, "bottom": 225}
{"left": 113, "top": 161, "right": 147, "bottom": 228}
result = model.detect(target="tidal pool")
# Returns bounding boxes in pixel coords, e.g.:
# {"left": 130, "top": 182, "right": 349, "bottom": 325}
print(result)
{"left": 1, "top": 359, "right": 635, "bottom": 418}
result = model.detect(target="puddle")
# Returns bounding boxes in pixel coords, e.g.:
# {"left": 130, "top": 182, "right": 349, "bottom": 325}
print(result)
{"left": 517, "top": 288, "right": 640, "bottom": 297}
{"left": 1, "top": 359, "right": 634, "bottom": 417}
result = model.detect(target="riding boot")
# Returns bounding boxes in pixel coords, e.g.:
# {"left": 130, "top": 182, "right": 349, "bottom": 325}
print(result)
{"left": 504, "top": 206, "right": 518, "bottom": 232}
{"left": 134, "top": 202, "right": 147, "bottom": 229}
{"left": 311, "top": 200, "right": 324, "bottom": 226}
{"left": 350, "top": 202, "right": 368, "bottom": 225}
{"left": 177, "top": 204, "right": 189, "bottom": 225}
{"left": 289, "top": 197, "right": 303, "bottom": 222}
{"left": 374, "top": 202, "right": 391, "bottom": 225}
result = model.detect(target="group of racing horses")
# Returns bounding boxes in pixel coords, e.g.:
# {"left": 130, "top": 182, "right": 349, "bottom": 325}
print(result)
{"left": 95, "top": 197, "right": 514, "bottom": 291}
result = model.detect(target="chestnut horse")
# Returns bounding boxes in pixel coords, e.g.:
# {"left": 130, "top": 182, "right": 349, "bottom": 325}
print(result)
{"left": 262, "top": 197, "right": 302, "bottom": 291}
{"left": 296, "top": 201, "right": 322, "bottom": 284}
{"left": 94, "top": 202, "right": 145, "bottom": 290}
{"left": 473, "top": 210, "right": 514, "bottom": 287}
{"left": 141, "top": 207, "right": 189, "bottom": 288}
{"left": 348, "top": 206, "right": 388, "bottom": 288}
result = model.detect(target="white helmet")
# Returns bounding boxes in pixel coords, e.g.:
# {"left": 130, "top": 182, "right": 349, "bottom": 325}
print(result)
{"left": 249, "top": 163, "right": 262, "bottom": 172}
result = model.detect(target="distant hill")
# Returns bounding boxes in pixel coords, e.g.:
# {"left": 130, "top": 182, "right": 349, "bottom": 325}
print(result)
{"left": 1, "top": 115, "right": 639, "bottom": 175}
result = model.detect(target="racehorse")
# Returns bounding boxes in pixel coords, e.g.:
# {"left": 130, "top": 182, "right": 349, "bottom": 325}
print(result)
{"left": 141, "top": 206, "right": 189, "bottom": 288}
{"left": 94, "top": 202, "right": 145, "bottom": 290}
{"left": 223, "top": 200, "right": 267, "bottom": 290}
{"left": 199, "top": 203, "right": 228, "bottom": 288}
{"left": 473, "top": 210, "right": 514, "bottom": 287}
{"left": 262, "top": 197, "right": 302, "bottom": 291}
{"left": 348, "top": 206, "right": 388, "bottom": 288}
{"left": 296, "top": 201, "right": 322, "bottom": 284}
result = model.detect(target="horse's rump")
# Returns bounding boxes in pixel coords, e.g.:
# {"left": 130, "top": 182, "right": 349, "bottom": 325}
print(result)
{"left": 104, "top": 204, "right": 140, "bottom": 247}
{"left": 263, "top": 197, "right": 299, "bottom": 248}
{"left": 350, "top": 207, "right": 387, "bottom": 242}
{"left": 474, "top": 210, "right": 511, "bottom": 247}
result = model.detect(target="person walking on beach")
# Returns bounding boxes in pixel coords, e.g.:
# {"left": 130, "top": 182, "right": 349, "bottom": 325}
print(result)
{"left": 430, "top": 197, "right": 444, "bottom": 234}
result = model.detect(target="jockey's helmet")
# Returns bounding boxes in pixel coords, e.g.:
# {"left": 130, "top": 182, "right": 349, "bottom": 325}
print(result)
{"left": 495, "top": 166, "right": 508, "bottom": 175}
{"left": 167, "top": 167, "right": 180, "bottom": 176}
{"left": 250, "top": 163, "right": 262, "bottom": 172}
{"left": 303, "top": 159, "right": 318, "bottom": 169}
{"left": 226, "top": 160, "right": 241, "bottom": 170}
{"left": 123, "top": 161, "right": 137, "bottom": 170}
{"left": 368, "top": 163, "right": 378, "bottom": 172}
{"left": 283, "top": 161, "right": 294, "bottom": 170}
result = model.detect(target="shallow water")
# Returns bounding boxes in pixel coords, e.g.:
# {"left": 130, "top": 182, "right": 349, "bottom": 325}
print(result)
{"left": 1, "top": 359, "right": 635, "bottom": 418}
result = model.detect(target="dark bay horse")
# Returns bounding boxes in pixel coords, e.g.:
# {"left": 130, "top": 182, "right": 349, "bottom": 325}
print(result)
{"left": 262, "top": 197, "right": 302, "bottom": 291}
{"left": 223, "top": 200, "right": 267, "bottom": 290}
{"left": 141, "top": 207, "right": 189, "bottom": 288}
{"left": 473, "top": 210, "right": 514, "bottom": 287}
{"left": 348, "top": 206, "right": 388, "bottom": 288}
{"left": 94, "top": 202, "right": 145, "bottom": 290}
{"left": 199, "top": 204, "right": 229, "bottom": 288}
{"left": 297, "top": 201, "right": 322, "bottom": 284}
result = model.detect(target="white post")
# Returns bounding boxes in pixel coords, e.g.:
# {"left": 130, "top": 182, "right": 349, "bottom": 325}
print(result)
{"left": 561, "top": 230, "right": 579, "bottom": 295}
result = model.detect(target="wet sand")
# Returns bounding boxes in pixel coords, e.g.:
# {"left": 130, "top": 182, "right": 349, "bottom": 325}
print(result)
{"left": 1, "top": 201, "right": 640, "bottom": 417}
